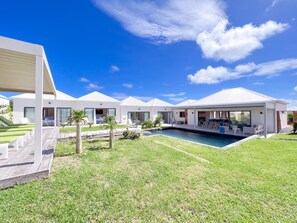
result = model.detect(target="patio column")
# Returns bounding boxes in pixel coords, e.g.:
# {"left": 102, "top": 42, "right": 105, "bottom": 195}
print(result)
{"left": 264, "top": 102, "right": 267, "bottom": 138}
{"left": 54, "top": 94, "right": 57, "bottom": 128}
{"left": 194, "top": 108, "right": 197, "bottom": 127}
{"left": 34, "top": 55, "right": 44, "bottom": 164}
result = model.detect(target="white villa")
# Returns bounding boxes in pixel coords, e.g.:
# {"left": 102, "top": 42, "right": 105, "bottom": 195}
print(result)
{"left": 11, "top": 87, "right": 288, "bottom": 137}
{"left": 0, "top": 94, "right": 9, "bottom": 109}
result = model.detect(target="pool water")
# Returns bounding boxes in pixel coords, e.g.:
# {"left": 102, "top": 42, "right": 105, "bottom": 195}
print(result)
{"left": 149, "top": 128, "right": 244, "bottom": 148}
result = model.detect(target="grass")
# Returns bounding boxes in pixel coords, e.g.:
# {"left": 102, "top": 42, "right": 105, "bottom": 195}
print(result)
{"left": 0, "top": 124, "right": 34, "bottom": 143}
{"left": 59, "top": 124, "right": 128, "bottom": 134}
{"left": 0, "top": 115, "right": 13, "bottom": 126}
{"left": 0, "top": 135, "right": 296, "bottom": 222}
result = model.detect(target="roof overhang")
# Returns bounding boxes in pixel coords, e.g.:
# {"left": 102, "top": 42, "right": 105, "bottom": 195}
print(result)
{"left": 0, "top": 36, "right": 56, "bottom": 95}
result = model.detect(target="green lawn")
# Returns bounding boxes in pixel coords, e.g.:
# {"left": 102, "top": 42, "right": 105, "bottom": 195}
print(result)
{"left": 59, "top": 124, "right": 128, "bottom": 134}
{"left": 0, "top": 134, "right": 296, "bottom": 222}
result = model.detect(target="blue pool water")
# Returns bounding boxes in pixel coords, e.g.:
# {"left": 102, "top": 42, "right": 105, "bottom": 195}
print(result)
{"left": 149, "top": 128, "right": 244, "bottom": 148}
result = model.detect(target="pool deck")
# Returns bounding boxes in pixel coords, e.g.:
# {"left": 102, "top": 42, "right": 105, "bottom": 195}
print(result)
{"left": 0, "top": 128, "right": 59, "bottom": 189}
{"left": 168, "top": 124, "right": 248, "bottom": 137}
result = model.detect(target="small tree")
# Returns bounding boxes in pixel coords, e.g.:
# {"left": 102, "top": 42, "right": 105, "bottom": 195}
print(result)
{"left": 154, "top": 114, "right": 163, "bottom": 127}
{"left": 68, "top": 110, "right": 87, "bottom": 154}
{"left": 293, "top": 122, "right": 297, "bottom": 134}
{"left": 105, "top": 115, "right": 117, "bottom": 148}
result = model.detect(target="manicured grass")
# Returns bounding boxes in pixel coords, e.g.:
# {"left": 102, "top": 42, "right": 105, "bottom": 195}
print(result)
{"left": 59, "top": 124, "right": 128, "bottom": 134}
{"left": 271, "top": 133, "right": 297, "bottom": 140}
{"left": 0, "top": 136, "right": 296, "bottom": 222}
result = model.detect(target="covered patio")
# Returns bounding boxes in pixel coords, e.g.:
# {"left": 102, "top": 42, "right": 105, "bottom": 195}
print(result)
{"left": 175, "top": 88, "right": 288, "bottom": 137}
{"left": 0, "top": 36, "right": 57, "bottom": 187}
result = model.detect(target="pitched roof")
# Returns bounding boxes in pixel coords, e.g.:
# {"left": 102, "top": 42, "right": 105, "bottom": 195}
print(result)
{"left": 146, "top": 98, "right": 173, "bottom": 107}
{"left": 176, "top": 99, "right": 196, "bottom": 106}
{"left": 11, "top": 90, "right": 75, "bottom": 100}
{"left": 190, "top": 87, "right": 283, "bottom": 107}
{"left": 120, "top": 97, "right": 148, "bottom": 106}
{"left": 0, "top": 94, "right": 8, "bottom": 100}
{"left": 77, "top": 91, "right": 119, "bottom": 102}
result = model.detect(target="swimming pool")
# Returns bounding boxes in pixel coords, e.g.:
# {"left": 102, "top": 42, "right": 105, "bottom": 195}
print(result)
{"left": 148, "top": 128, "right": 245, "bottom": 148}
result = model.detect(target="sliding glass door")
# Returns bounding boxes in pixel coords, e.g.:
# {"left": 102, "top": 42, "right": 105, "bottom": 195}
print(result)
{"left": 57, "top": 108, "right": 71, "bottom": 126}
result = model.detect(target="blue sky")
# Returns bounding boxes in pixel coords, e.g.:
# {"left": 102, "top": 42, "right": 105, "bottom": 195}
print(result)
{"left": 1, "top": 0, "right": 297, "bottom": 108}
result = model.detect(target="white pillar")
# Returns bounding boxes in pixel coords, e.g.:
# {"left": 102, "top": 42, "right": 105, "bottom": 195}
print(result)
{"left": 34, "top": 55, "right": 43, "bottom": 164}
{"left": 54, "top": 94, "right": 57, "bottom": 128}
{"left": 264, "top": 103, "right": 267, "bottom": 138}
{"left": 274, "top": 108, "right": 277, "bottom": 133}
{"left": 194, "top": 108, "right": 197, "bottom": 127}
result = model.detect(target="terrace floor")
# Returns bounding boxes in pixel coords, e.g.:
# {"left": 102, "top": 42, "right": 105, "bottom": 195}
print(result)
{"left": 0, "top": 128, "right": 59, "bottom": 189}
{"left": 169, "top": 124, "right": 247, "bottom": 137}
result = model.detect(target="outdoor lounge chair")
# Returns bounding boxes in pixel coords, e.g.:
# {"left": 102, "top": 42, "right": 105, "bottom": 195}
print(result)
{"left": 243, "top": 125, "right": 264, "bottom": 135}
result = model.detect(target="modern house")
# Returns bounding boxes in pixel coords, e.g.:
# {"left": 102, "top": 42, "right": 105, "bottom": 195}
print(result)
{"left": 146, "top": 98, "right": 174, "bottom": 124}
{"left": 120, "top": 97, "right": 151, "bottom": 124}
{"left": 0, "top": 94, "right": 9, "bottom": 110}
{"left": 76, "top": 91, "right": 121, "bottom": 124}
{"left": 12, "top": 90, "right": 75, "bottom": 126}
{"left": 176, "top": 88, "right": 288, "bottom": 136}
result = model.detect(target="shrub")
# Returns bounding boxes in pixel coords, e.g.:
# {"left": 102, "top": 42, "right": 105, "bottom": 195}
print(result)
{"left": 293, "top": 122, "right": 297, "bottom": 134}
{"left": 154, "top": 115, "right": 163, "bottom": 127}
{"left": 141, "top": 120, "right": 154, "bottom": 129}
{"left": 123, "top": 129, "right": 140, "bottom": 140}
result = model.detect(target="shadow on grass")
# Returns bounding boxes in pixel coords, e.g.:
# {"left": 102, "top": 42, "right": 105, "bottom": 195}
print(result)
{"left": 87, "top": 145, "right": 110, "bottom": 151}
{"left": 55, "top": 152, "right": 76, "bottom": 158}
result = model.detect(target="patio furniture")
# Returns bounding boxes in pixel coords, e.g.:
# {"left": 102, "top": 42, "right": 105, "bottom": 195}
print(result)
{"left": 243, "top": 125, "right": 264, "bottom": 135}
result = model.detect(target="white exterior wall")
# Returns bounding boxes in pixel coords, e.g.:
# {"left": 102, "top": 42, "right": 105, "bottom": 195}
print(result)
{"left": 120, "top": 106, "right": 151, "bottom": 124}
{"left": 0, "top": 97, "right": 9, "bottom": 107}
{"left": 75, "top": 101, "right": 121, "bottom": 123}
{"left": 151, "top": 107, "right": 173, "bottom": 121}
{"left": 173, "top": 109, "right": 186, "bottom": 124}
{"left": 13, "top": 98, "right": 76, "bottom": 124}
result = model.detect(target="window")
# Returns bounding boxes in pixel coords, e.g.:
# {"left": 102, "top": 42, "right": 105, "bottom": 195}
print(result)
{"left": 219, "top": 111, "right": 223, "bottom": 118}
{"left": 226, "top": 111, "right": 229, "bottom": 118}
{"left": 84, "top": 108, "right": 94, "bottom": 123}
{"left": 179, "top": 112, "right": 185, "bottom": 118}
{"left": 107, "top": 108, "right": 116, "bottom": 116}
{"left": 229, "top": 111, "right": 251, "bottom": 127}
{"left": 24, "top": 107, "right": 35, "bottom": 123}
{"left": 57, "top": 108, "right": 72, "bottom": 126}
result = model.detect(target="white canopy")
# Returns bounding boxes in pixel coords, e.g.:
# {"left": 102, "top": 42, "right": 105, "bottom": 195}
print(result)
{"left": 121, "top": 97, "right": 148, "bottom": 106}
{"left": 146, "top": 98, "right": 173, "bottom": 107}
{"left": 0, "top": 36, "right": 56, "bottom": 94}
{"left": 77, "top": 91, "right": 119, "bottom": 102}
{"left": 11, "top": 90, "right": 75, "bottom": 101}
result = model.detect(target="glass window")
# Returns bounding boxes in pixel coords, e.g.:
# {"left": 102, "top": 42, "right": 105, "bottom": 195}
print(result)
{"left": 179, "top": 112, "right": 185, "bottom": 118}
{"left": 84, "top": 108, "right": 94, "bottom": 123}
{"left": 107, "top": 108, "right": 116, "bottom": 116}
{"left": 24, "top": 107, "right": 35, "bottom": 123}
{"left": 229, "top": 111, "right": 251, "bottom": 127}
{"left": 57, "top": 108, "right": 72, "bottom": 126}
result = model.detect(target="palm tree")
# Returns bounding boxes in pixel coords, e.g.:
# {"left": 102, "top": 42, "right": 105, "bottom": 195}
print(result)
{"left": 68, "top": 110, "right": 87, "bottom": 154}
{"left": 105, "top": 115, "right": 117, "bottom": 148}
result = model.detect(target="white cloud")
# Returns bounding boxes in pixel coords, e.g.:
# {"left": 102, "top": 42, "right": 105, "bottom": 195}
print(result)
{"left": 110, "top": 65, "right": 120, "bottom": 73}
{"left": 197, "top": 20, "right": 288, "bottom": 62}
{"left": 294, "top": 86, "right": 297, "bottom": 92}
{"left": 123, "top": 83, "right": 133, "bottom": 88}
{"left": 281, "top": 98, "right": 297, "bottom": 111}
{"left": 94, "top": 0, "right": 288, "bottom": 62}
{"left": 161, "top": 92, "right": 185, "bottom": 97}
{"left": 253, "top": 82, "right": 264, "bottom": 85}
{"left": 86, "top": 83, "right": 104, "bottom": 91}
{"left": 188, "top": 66, "right": 240, "bottom": 84}
{"left": 188, "top": 58, "right": 297, "bottom": 84}
{"left": 266, "top": 0, "right": 281, "bottom": 11}
{"left": 80, "top": 77, "right": 90, "bottom": 83}
{"left": 169, "top": 97, "right": 188, "bottom": 102}
{"left": 93, "top": 0, "right": 226, "bottom": 44}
